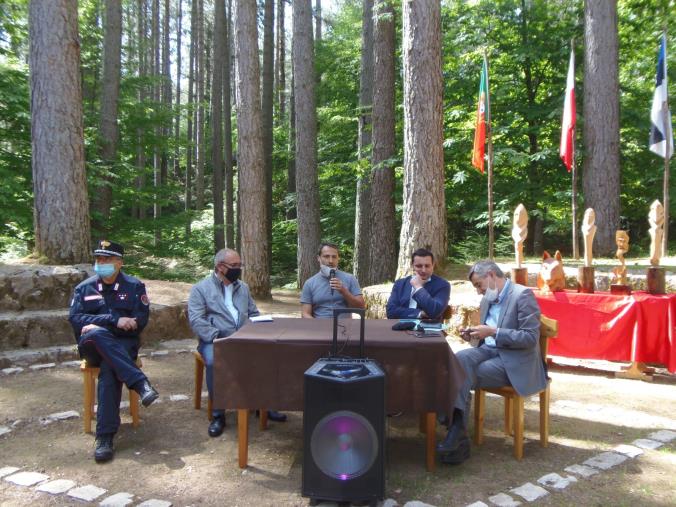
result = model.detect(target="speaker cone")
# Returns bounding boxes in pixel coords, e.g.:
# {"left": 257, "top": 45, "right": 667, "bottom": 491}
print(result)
{"left": 310, "top": 410, "right": 379, "bottom": 480}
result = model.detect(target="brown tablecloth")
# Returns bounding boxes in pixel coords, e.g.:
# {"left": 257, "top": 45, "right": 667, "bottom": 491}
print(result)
{"left": 213, "top": 318, "right": 465, "bottom": 413}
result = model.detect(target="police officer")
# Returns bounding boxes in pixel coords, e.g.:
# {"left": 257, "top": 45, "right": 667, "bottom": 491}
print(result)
{"left": 69, "top": 240, "right": 159, "bottom": 463}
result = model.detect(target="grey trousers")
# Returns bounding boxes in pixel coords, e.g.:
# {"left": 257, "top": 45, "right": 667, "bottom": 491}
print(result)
{"left": 454, "top": 346, "right": 510, "bottom": 422}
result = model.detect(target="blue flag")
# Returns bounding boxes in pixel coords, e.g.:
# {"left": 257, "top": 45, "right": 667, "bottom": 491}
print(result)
{"left": 650, "top": 34, "right": 673, "bottom": 159}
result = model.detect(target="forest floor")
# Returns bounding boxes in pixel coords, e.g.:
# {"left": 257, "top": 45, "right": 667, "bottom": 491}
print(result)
{"left": 1, "top": 282, "right": 675, "bottom": 506}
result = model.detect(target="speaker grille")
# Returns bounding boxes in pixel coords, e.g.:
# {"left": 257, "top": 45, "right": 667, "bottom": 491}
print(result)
{"left": 309, "top": 410, "right": 379, "bottom": 480}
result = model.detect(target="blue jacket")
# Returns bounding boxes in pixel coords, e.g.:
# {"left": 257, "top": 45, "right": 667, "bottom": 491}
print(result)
{"left": 69, "top": 271, "right": 150, "bottom": 340}
{"left": 386, "top": 274, "right": 450, "bottom": 320}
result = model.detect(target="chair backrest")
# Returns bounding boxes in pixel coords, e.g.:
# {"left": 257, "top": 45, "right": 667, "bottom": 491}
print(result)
{"left": 539, "top": 314, "right": 558, "bottom": 360}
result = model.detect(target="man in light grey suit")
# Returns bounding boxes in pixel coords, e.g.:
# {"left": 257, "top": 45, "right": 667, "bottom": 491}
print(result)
{"left": 437, "top": 260, "right": 544, "bottom": 464}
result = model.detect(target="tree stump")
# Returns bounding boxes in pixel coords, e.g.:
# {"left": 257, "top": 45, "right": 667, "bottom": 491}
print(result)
{"left": 577, "top": 266, "right": 595, "bottom": 293}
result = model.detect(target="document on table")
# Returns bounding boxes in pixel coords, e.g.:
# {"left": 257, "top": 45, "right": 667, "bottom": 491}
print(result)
{"left": 250, "top": 315, "right": 273, "bottom": 322}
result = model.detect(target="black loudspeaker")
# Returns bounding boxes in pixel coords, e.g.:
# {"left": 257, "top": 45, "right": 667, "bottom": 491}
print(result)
{"left": 303, "top": 358, "right": 385, "bottom": 504}
{"left": 302, "top": 309, "right": 385, "bottom": 504}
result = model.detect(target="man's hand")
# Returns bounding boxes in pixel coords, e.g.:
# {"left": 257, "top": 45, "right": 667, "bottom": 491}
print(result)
{"left": 410, "top": 275, "right": 424, "bottom": 290}
{"left": 81, "top": 324, "right": 103, "bottom": 335}
{"left": 461, "top": 324, "right": 496, "bottom": 340}
{"left": 329, "top": 276, "right": 344, "bottom": 294}
{"left": 117, "top": 317, "right": 138, "bottom": 331}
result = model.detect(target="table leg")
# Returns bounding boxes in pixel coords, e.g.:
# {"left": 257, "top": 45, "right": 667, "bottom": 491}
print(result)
{"left": 238, "top": 409, "right": 249, "bottom": 468}
{"left": 425, "top": 412, "right": 436, "bottom": 472}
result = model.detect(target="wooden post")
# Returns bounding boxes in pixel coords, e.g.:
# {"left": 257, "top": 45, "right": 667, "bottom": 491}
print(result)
{"left": 486, "top": 54, "right": 494, "bottom": 260}
{"left": 238, "top": 409, "right": 249, "bottom": 468}
{"left": 647, "top": 266, "right": 666, "bottom": 294}
{"left": 425, "top": 412, "right": 436, "bottom": 472}
{"left": 577, "top": 266, "right": 595, "bottom": 293}
{"left": 572, "top": 153, "right": 579, "bottom": 260}
{"left": 511, "top": 267, "right": 528, "bottom": 286}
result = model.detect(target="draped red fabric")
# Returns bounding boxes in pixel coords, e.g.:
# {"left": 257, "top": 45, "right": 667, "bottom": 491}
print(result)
{"left": 535, "top": 290, "right": 676, "bottom": 373}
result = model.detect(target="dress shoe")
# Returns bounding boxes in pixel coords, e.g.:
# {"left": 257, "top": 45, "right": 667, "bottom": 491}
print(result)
{"left": 208, "top": 415, "right": 226, "bottom": 437}
{"left": 267, "top": 410, "right": 287, "bottom": 422}
{"left": 94, "top": 434, "right": 114, "bottom": 463}
{"left": 439, "top": 436, "right": 470, "bottom": 465}
{"left": 436, "top": 423, "right": 467, "bottom": 453}
{"left": 134, "top": 380, "right": 159, "bottom": 407}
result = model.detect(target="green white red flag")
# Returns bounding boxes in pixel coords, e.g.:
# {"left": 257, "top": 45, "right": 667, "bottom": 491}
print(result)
{"left": 472, "top": 56, "right": 489, "bottom": 173}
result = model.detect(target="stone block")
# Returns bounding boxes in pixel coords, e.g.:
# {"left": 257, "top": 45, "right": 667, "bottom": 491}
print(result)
{"left": 67, "top": 484, "right": 107, "bottom": 501}
{"left": 488, "top": 493, "right": 521, "bottom": 506}
{"left": 1, "top": 367, "right": 23, "bottom": 375}
{"left": 169, "top": 394, "right": 189, "bottom": 402}
{"left": 583, "top": 452, "right": 628, "bottom": 470}
{"left": 632, "top": 438, "right": 663, "bottom": 450}
{"left": 647, "top": 430, "right": 676, "bottom": 443}
{"left": 4, "top": 471, "right": 49, "bottom": 486}
{"left": 613, "top": 444, "right": 643, "bottom": 458}
{"left": 99, "top": 492, "right": 135, "bottom": 506}
{"left": 537, "top": 473, "right": 577, "bottom": 490}
{"left": 45, "top": 410, "right": 79, "bottom": 422}
{"left": 29, "top": 362, "right": 56, "bottom": 370}
{"left": 510, "top": 483, "right": 549, "bottom": 502}
{"left": 36, "top": 479, "right": 77, "bottom": 494}
{"left": 403, "top": 502, "right": 436, "bottom": 507}
{"left": 0, "top": 426, "right": 11, "bottom": 437}
{"left": 136, "top": 501, "right": 173, "bottom": 507}
{"left": 0, "top": 466, "right": 20, "bottom": 478}
{"left": 466, "top": 502, "right": 489, "bottom": 507}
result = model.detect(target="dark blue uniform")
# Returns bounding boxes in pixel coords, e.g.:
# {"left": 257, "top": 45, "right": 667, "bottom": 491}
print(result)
{"left": 69, "top": 271, "right": 151, "bottom": 437}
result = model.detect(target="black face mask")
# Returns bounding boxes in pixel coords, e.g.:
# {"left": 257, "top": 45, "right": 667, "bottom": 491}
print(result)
{"left": 224, "top": 267, "right": 242, "bottom": 283}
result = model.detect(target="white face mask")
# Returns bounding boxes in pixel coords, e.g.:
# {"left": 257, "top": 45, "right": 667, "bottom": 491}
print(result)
{"left": 319, "top": 264, "right": 333, "bottom": 278}
{"left": 484, "top": 277, "right": 499, "bottom": 303}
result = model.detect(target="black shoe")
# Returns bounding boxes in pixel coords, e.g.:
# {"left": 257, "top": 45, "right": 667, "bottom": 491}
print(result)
{"left": 267, "top": 410, "right": 287, "bottom": 423}
{"left": 436, "top": 423, "right": 467, "bottom": 453}
{"left": 134, "top": 380, "right": 159, "bottom": 407}
{"left": 440, "top": 436, "right": 470, "bottom": 465}
{"left": 94, "top": 434, "right": 114, "bottom": 463}
{"left": 208, "top": 415, "right": 226, "bottom": 437}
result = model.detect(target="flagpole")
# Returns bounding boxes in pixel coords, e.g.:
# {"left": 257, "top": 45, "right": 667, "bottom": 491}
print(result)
{"left": 662, "top": 30, "right": 670, "bottom": 258}
{"left": 485, "top": 53, "right": 494, "bottom": 259}
{"left": 570, "top": 39, "right": 579, "bottom": 260}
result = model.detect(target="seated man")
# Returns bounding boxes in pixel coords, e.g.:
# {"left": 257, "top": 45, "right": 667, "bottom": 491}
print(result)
{"left": 386, "top": 248, "right": 450, "bottom": 320}
{"left": 437, "top": 260, "right": 544, "bottom": 464}
{"left": 301, "top": 242, "right": 365, "bottom": 318}
{"left": 188, "top": 248, "right": 286, "bottom": 438}
{"left": 69, "top": 240, "right": 159, "bottom": 463}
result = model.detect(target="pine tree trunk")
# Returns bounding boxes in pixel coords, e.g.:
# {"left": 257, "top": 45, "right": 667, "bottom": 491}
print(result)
{"left": 96, "top": 0, "right": 121, "bottom": 223}
{"left": 212, "top": 0, "right": 225, "bottom": 250}
{"left": 152, "top": 0, "right": 161, "bottom": 243}
{"left": 195, "top": 0, "right": 206, "bottom": 210}
{"left": 224, "top": 0, "right": 235, "bottom": 248}
{"left": 135, "top": 0, "right": 147, "bottom": 221}
{"left": 30, "top": 0, "right": 91, "bottom": 263}
{"left": 583, "top": 0, "right": 620, "bottom": 255}
{"left": 293, "top": 0, "right": 320, "bottom": 287}
{"left": 263, "top": 0, "right": 274, "bottom": 274}
{"left": 234, "top": 0, "right": 271, "bottom": 298}
{"left": 275, "top": 0, "right": 286, "bottom": 121}
{"left": 397, "top": 0, "right": 446, "bottom": 277}
{"left": 354, "top": 0, "right": 374, "bottom": 287}
{"left": 173, "top": 0, "right": 182, "bottom": 182}
{"left": 314, "top": 0, "right": 321, "bottom": 43}
{"left": 185, "top": 0, "right": 197, "bottom": 236}
{"left": 369, "top": 0, "right": 397, "bottom": 284}
{"left": 286, "top": 74, "right": 297, "bottom": 220}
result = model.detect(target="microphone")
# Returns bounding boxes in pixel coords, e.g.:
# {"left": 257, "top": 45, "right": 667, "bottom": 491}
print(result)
{"left": 329, "top": 269, "right": 336, "bottom": 295}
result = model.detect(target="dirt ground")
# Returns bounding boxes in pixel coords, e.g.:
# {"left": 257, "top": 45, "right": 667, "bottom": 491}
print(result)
{"left": 1, "top": 287, "right": 675, "bottom": 506}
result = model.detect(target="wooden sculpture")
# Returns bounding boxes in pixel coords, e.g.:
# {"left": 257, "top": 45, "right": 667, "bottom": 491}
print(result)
{"left": 510, "top": 204, "right": 529, "bottom": 285}
{"left": 611, "top": 231, "right": 630, "bottom": 285}
{"left": 578, "top": 208, "right": 596, "bottom": 293}
{"left": 647, "top": 200, "right": 666, "bottom": 294}
{"left": 537, "top": 250, "right": 565, "bottom": 293}
{"left": 649, "top": 200, "right": 664, "bottom": 267}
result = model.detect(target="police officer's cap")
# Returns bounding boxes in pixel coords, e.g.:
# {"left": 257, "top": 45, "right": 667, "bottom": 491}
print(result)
{"left": 94, "top": 239, "right": 124, "bottom": 258}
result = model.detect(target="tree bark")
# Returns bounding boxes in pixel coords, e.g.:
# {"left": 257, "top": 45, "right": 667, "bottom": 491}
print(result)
{"left": 369, "top": 0, "right": 397, "bottom": 284}
{"left": 185, "top": 0, "right": 197, "bottom": 236}
{"left": 234, "top": 0, "right": 271, "bottom": 298}
{"left": 286, "top": 73, "right": 297, "bottom": 220}
{"left": 135, "top": 0, "right": 147, "bottom": 221}
{"left": 212, "top": 0, "right": 226, "bottom": 250}
{"left": 293, "top": 0, "right": 321, "bottom": 287}
{"left": 397, "top": 0, "right": 446, "bottom": 277}
{"left": 275, "top": 0, "right": 286, "bottom": 121}
{"left": 354, "top": 0, "right": 374, "bottom": 286}
{"left": 151, "top": 0, "right": 161, "bottom": 243}
{"left": 30, "top": 0, "right": 91, "bottom": 263}
{"left": 263, "top": 0, "right": 274, "bottom": 274}
{"left": 314, "top": 0, "right": 321, "bottom": 43}
{"left": 195, "top": 0, "right": 206, "bottom": 210}
{"left": 96, "top": 0, "right": 122, "bottom": 223}
{"left": 583, "top": 0, "right": 620, "bottom": 255}
{"left": 173, "top": 0, "right": 182, "bottom": 182}
{"left": 224, "top": 0, "right": 235, "bottom": 248}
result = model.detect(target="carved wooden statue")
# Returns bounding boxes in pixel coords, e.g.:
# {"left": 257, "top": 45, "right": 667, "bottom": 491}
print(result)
{"left": 511, "top": 204, "right": 528, "bottom": 268}
{"left": 537, "top": 250, "right": 566, "bottom": 293}
{"left": 581, "top": 208, "right": 597, "bottom": 268}
{"left": 649, "top": 200, "right": 664, "bottom": 267}
{"left": 611, "top": 230, "right": 630, "bottom": 285}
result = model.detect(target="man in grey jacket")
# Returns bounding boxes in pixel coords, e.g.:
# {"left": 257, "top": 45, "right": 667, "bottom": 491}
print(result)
{"left": 437, "top": 260, "right": 544, "bottom": 464}
{"left": 188, "top": 248, "right": 286, "bottom": 437}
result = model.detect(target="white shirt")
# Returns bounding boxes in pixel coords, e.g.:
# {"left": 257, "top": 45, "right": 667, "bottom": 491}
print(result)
{"left": 223, "top": 283, "right": 239, "bottom": 323}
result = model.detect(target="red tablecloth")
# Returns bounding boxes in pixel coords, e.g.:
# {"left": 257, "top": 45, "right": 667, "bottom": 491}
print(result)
{"left": 535, "top": 290, "right": 676, "bottom": 373}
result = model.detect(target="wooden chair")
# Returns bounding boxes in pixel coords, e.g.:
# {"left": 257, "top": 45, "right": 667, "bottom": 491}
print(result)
{"left": 193, "top": 351, "right": 214, "bottom": 421}
{"left": 473, "top": 314, "right": 558, "bottom": 459}
{"left": 81, "top": 358, "right": 141, "bottom": 434}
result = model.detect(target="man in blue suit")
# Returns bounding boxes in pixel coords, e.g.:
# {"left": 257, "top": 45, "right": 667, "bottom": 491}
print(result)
{"left": 437, "top": 260, "right": 544, "bottom": 464}
{"left": 386, "top": 248, "right": 450, "bottom": 320}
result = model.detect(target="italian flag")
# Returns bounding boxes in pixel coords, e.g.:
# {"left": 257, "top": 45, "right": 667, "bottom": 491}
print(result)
{"left": 472, "top": 56, "right": 489, "bottom": 173}
{"left": 560, "top": 46, "right": 576, "bottom": 171}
